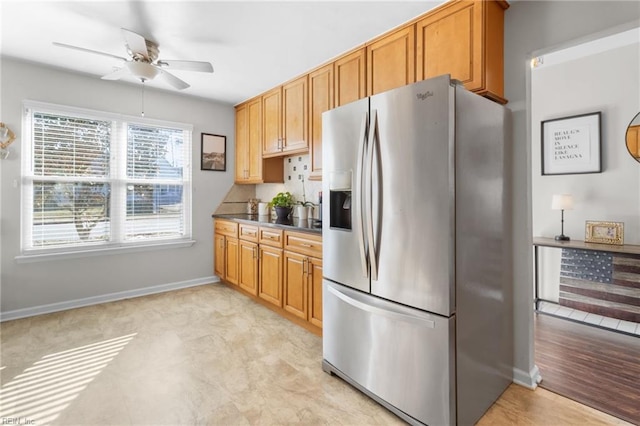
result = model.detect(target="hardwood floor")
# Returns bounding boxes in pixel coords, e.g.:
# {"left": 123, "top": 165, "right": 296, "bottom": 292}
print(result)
{"left": 478, "top": 384, "right": 630, "bottom": 426}
{"left": 535, "top": 312, "right": 640, "bottom": 424}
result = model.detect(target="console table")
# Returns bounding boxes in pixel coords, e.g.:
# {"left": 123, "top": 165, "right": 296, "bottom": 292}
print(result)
{"left": 533, "top": 237, "right": 640, "bottom": 323}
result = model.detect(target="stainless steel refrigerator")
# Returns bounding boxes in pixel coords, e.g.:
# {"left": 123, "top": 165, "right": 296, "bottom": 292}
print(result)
{"left": 321, "top": 75, "right": 513, "bottom": 426}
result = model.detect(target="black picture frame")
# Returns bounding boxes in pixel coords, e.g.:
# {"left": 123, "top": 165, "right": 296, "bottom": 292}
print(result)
{"left": 541, "top": 111, "right": 602, "bottom": 175}
{"left": 201, "top": 133, "right": 226, "bottom": 171}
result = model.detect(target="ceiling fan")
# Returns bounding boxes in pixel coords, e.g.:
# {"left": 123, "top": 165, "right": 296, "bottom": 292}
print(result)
{"left": 53, "top": 28, "right": 213, "bottom": 90}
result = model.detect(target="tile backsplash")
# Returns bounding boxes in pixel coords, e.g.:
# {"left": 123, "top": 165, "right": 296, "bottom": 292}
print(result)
{"left": 255, "top": 153, "right": 322, "bottom": 210}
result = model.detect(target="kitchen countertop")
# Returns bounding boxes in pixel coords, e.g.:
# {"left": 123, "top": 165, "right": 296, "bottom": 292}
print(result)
{"left": 212, "top": 213, "right": 322, "bottom": 235}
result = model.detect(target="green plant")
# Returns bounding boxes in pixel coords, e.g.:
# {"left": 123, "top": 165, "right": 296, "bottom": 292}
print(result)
{"left": 268, "top": 192, "right": 295, "bottom": 208}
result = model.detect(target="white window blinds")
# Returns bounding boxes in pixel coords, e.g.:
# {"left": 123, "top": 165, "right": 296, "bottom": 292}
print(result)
{"left": 22, "top": 102, "right": 192, "bottom": 254}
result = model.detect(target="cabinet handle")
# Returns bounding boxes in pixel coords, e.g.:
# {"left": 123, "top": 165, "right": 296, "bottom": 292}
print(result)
{"left": 302, "top": 258, "right": 307, "bottom": 275}
{"left": 300, "top": 243, "right": 313, "bottom": 248}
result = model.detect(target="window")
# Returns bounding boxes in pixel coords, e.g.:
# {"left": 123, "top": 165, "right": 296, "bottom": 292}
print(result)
{"left": 22, "top": 101, "right": 192, "bottom": 256}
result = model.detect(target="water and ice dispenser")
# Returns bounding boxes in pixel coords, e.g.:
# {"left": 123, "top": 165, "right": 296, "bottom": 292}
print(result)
{"left": 329, "top": 171, "right": 352, "bottom": 231}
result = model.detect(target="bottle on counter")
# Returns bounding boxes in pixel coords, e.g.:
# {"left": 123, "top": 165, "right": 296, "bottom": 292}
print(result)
{"left": 247, "top": 198, "right": 259, "bottom": 215}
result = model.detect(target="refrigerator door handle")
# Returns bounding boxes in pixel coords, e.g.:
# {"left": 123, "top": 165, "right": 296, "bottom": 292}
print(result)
{"left": 366, "top": 110, "right": 378, "bottom": 281}
{"left": 355, "top": 112, "right": 369, "bottom": 278}
{"left": 326, "top": 284, "right": 436, "bottom": 328}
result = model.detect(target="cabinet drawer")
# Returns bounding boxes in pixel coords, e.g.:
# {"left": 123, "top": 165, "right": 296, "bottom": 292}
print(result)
{"left": 284, "top": 231, "right": 322, "bottom": 258}
{"left": 239, "top": 223, "right": 259, "bottom": 242}
{"left": 215, "top": 219, "right": 238, "bottom": 238}
{"left": 259, "top": 227, "right": 284, "bottom": 248}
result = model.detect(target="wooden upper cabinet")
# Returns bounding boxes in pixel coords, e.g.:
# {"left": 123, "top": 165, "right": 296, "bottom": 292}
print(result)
{"left": 416, "top": 0, "right": 508, "bottom": 104}
{"left": 262, "top": 75, "right": 309, "bottom": 157}
{"left": 367, "top": 25, "right": 415, "bottom": 96}
{"left": 246, "top": 97, "right": 264, "bottom": 182}
{"left": 282, "top": 75, "right": 309, "bottom": 155}
{"left": 308, "top": 63, "right": 334, "bottom": 180}
{"left": 235, "top": 97, "right": 283, "bottom": 184}
{"left": 334, "top": 48, "right": 366, "bottom": 107}
{"left": 234, "top": 103, "right": 249, "bottom": 183}
{"left": 262, "top": 87, "right": 282, "bottom": 157}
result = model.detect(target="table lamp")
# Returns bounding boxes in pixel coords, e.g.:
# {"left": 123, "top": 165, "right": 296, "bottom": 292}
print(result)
{"left": 551, "top": 194, "right": 574, "bottom": 241}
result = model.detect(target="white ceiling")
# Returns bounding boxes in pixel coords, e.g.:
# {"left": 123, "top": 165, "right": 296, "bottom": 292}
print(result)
{"left": 1, "top": 1, "right": 445, "bottom": 105}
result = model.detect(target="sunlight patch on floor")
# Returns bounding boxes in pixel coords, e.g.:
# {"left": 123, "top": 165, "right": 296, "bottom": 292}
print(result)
{"left": 0, "top": 333, "right": 136, "bottom": 425}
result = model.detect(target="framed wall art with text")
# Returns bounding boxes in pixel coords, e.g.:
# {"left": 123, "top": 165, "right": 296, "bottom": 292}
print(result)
{"left": 541, "top": 112, "right": 601, "bottom": 176}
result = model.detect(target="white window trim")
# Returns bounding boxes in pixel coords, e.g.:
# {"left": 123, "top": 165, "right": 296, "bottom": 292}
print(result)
{"left": 19, "top": 100, "right": 194, "bottom": 260}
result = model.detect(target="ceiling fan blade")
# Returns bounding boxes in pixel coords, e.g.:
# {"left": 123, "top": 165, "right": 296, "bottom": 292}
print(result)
{"left": 121, "top": 28, "right": 149, "bottom": 60}
{"left": 159, "top": 70, "right": 190, "bottom": 90}
{"left": 53, "top": 42, "right": 127, "bottom": 61}
{"left": 101, "top": 68, "right": 129, "bottom": 81}
{"left": 156, "top": 60, "right": 214, "bottom": 73}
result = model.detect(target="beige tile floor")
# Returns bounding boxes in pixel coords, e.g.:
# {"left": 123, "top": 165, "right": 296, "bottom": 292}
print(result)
{"left": 0, "top": 284, "right": 628, "bottom": 425}
{"left": 1, "top": 284, "right": 404, "bottom": 425}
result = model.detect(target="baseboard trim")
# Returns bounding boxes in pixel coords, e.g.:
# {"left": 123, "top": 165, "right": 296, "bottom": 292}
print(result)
{"left": 0, "top": 276, "right": 221, "bottom": 322}
{"left": 513, "top": 365, "right": 542, "bottom": 389}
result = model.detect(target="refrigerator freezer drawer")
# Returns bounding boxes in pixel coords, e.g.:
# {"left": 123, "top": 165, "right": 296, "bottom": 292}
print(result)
{"left": 323, "top": 280, "right": 456, "bottom": 425}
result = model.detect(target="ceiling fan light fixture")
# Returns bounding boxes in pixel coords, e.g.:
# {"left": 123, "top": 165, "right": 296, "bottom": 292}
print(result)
{"left": 126, "top": 61, "right": 160, "bottom": 81}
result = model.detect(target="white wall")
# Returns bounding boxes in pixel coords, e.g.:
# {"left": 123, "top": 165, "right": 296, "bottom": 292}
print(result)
{"left": 504, "top": 1, "right": 640, "bottom": 387}
{"left": 0, "top": 58, "right": 235, "bottom": 316}
{"left": 532, "top": 37, "right": 640, "bottom": 244}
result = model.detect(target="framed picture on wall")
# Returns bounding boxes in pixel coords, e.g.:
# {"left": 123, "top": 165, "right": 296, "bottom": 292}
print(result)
{"left": 541, "top": 112, "right": 601, "bottom": 175}
{"left": 201, "top": 133, "right": 226, "bottom": 171}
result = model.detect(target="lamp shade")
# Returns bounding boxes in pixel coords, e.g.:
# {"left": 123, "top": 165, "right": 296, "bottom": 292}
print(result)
{"left": 551, "top": 194, "right": 574, "bottom": 210}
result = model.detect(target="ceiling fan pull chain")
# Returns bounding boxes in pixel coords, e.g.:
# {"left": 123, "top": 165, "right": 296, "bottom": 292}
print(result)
{"left": 141, "top": 80, "right": 145, "bottom": 117}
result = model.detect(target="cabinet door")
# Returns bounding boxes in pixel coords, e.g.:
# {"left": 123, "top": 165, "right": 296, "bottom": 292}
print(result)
{"left": 259, "top": 245, "right": 283, "bottom": 307}
{"left": 214, "top": 233, "right": 226, "bottom": 278}
{"left": 282, "top": 75, "right": 309, "bottom": 154}
{"left": 263, "top": 87, "right": 282, "bottom": 157}
{"left": 335, "top": 48, "right": 366, "bottom": 107}
{"left": 247, "top": 97, "right": 264, "bottom": 182}
{"left": 416, "top": 0, "right": 507, "bottom": 103}
{"left": 308, "top": 257, "right": 323, "bottom": 328}
{"left": 308, "top": 64, "right": 334, "bottom": 180}
{"left": 367, "top": 25, "right": 415, "bottom": 96}
{"left": 283, "top": 251, "right": 307, "bottom": 320}
{"left": 225, "top": 237, "right": 239, "bottom": 285}
{"left": 416, "top": 1, "right": 479, "bottom": 88}
{"left": 235, "top": 103, "right": 249, "bottom": 183}
{"left": 239, "top": 240, "right": 259, "bottom": 295}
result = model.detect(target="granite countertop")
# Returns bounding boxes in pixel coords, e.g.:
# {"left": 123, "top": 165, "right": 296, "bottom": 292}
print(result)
{"left": 212, "top": 213, "right": 322, "bottom": 235}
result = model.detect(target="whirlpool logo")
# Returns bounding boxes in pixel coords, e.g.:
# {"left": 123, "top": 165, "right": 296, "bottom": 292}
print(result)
{"left": 416, "top": 91, "right": 434, "bottom": 100}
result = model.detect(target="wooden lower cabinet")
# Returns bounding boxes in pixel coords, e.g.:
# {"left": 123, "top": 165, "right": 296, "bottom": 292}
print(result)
{"left": 283, "top": 230, "right": 323, "bottom": 328}
{"left": 238, "top": 240, "right": 259, "bottom": 295}
{"left": 308, "top": 257, "right": 323, "bottom": 328}
{"left": 284, "top": 251, "right": 323, "bottom": 327}
{"left": 258, "top": 245, "right": 283, "bottom": 307}
{"left": 214, "top": 233, "right": 226, "bottom": 278}
{"left": 214, "top": 219, "right": 322, "bottom": 333}
{"left": 284, "top": 251, "right": 307, "bottom": 319}
{"left": 214, "top": 219, "right": 239, "bottom": 285}
{"left": 224, "top": 237, "right": 239, "bottom": 286}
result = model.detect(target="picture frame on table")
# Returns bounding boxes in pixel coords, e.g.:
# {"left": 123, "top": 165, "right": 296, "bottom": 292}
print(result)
{"left": 201, "top": 133, "right": 226, "bottom": 171}
{"left": 541, "top": 112, "right": 601, "bottom": 175}
{"left": 585, "top": 221, "right": 624, "bottom": 245}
